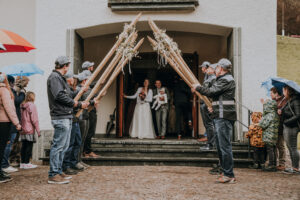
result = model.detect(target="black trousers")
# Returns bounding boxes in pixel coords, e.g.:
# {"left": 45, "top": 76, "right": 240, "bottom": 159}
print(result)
{"left": 0, "top": 122, "right": 12, "bottom": 171}
{"left": 175, "top": 102, "right": 192, "bottom": 136}
{"left": 79, "top": 119, "right": 89, "bottom": 161}
{"left": 253, "top": 147, "right": 266, "bottom": 165}
{"left": 266, "top": 144, "right": 277, "bottom": 166}
{"left": 21, "top": 140, "right": 33, "bottom": 164}
{"left": 84, "top": 111, "right": 97, "bottom": 154}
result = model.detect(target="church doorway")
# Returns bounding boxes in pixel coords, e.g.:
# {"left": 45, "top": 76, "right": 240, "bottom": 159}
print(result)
{"left": 116, "top": 52, "right": 199, "bottom": 138}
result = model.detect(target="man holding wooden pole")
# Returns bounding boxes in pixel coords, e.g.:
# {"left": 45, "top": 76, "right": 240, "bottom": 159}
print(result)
{"left": 192, "top": 58, "right": 237, "bottom": 184}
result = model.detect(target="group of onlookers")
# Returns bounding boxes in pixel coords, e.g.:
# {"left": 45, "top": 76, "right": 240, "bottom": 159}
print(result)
{"left": 0, "top": 74, "right": 40, "bottom": 183}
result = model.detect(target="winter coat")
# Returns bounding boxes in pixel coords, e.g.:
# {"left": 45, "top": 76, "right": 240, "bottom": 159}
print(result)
{"left": 258, "top": 100, "right": 280, "bottom": 145}
{"left": 246, "top": 112, "right": 264, "bottom": 147}
{"left": 196, "top": 73, "right": 236, "bottom": 121}
{"left": 47, "top": 70, "right": 79, "bottom": 120}
{"left": 281, "top": 96, "right": 300, "bottom": 129}
{"left": 20, "top": 102, "right": 40, "bottom": 136}
{"left": 0, "top": 83, "right": 19, "bottom": 126}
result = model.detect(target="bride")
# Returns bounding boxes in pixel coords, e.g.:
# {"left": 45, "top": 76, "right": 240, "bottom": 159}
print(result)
{"left": 124, "top": 79, "right": 156, "bottom": 139}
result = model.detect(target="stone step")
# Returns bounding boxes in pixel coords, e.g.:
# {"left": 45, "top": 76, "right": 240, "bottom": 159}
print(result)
{"left": 40, "top": 156, "right": 253, "bottom": 168}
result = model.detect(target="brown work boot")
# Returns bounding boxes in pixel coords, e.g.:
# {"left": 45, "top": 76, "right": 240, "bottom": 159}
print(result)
{"left": 83, "top": 153, "right": 91, "bottom": 158}
{"left": 89, "top": 152, "right": 100, "bottom": 158}
{"left": 198, "top": 137, "right": 208, "bottom": 142}
{"left": 48, "top": 174, "right": 70, "bottom": 184}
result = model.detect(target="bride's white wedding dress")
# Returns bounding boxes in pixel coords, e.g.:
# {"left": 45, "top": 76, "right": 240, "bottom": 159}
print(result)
{"left": 125, "top": 87, "right": 156, "bottom": 139}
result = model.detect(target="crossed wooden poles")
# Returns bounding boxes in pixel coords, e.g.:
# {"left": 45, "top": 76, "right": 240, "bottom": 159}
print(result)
{"left": 75, "top": 14, "right": 211, "bottom": 117}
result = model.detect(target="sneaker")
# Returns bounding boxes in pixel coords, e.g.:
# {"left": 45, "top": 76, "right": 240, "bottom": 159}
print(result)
{"left": 2, "top": 166, "right": 18, "bottom": 173}
{"left": 19, "top": 163, "right": 25, "bottom": 169}
{"left": 60, "top": 173, "right": 72, "bottom": 180}
{"left": 200, "top": 145, "right": 211, "bottom": 151}
{"left": 263, "top": 165, "right": 277, "bottom": 172}
{"left": 248, "top": 163, "right": 260, "bottom": 169}
{"left": 88, "top": 152, "right": 100, "bottom": 158}
{"left": 63, "top": 168, "right": 78, "bottom": 175}
{"left": 217, "top": 176, "right": 236, "bottom": 184}
{"left": 209, "top": 164, "right": 223, "bottom": 175}
{"left": 73, "top": 163, "right": 84, "bottom": 171}
{"left": 283, "top": 168, "right": 300, "bottom": 174}
{"left": 80, "top": 162, "right": 90, "bottom": 168}
{"left": 48, "top": 175, "right": 70, "bottom": 184}
{"left": 23, "top": 163, "right": 38, "bottom": 169}
{"left": 0, "top": 172, "right": 12, "bottom": 183}
{"left": 198, "top": 137, "right": 208, "bottom": 142}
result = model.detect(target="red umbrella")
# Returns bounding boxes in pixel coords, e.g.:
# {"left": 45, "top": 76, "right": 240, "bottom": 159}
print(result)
{"left": 0, "top": 29, "right": 35, "bottom": 53}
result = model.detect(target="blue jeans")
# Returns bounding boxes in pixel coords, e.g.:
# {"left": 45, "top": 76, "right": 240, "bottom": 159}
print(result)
{"left": 1, "top": 132, "right": 17, "bottom": 168}
{"left": 48, "top": 119, "right": 72, "bottom": 178}
{"left": 63, "top": 122, "right": 82, "bottom": 170}
{"left": 214, "top": 118, "right": 235, "bottom": 177}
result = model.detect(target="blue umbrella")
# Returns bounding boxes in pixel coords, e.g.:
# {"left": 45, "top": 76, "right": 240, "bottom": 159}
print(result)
{"left": 0, "top": 63, "right": 44, "bottom": 76}
{"left": 261, "top": 77, "right": 285, "bottom": 96}
{"left": 271, "top": 77, "right": 300, "bottom": 94}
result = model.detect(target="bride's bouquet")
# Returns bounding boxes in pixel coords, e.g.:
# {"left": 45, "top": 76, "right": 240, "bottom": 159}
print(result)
{"left": 139, "top": 91, "right": 146, "bottom": 100}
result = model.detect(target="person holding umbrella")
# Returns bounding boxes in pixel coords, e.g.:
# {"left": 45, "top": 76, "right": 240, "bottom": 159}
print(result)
{"left": 281, "top": 85, "right": 300, "bottom": 174}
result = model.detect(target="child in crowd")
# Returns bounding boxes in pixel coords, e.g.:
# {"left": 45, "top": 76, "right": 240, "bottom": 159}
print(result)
{"left": 20, "top": 92, "right": 40, "bottom": 169}
{"left": 152, "top": 88, "right": 168, "bottom": 110}
{"left": 246, "top": 112, "right": 266, "bottom": 169}
{"left": 257, "top": 99, "right": 280, "bottom": 172}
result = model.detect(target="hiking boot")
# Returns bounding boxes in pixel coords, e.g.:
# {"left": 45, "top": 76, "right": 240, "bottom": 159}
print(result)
{"left": 217, "top": 176, "right": 236, "bottom": 184}
{"left": 0, "top": 172, "right": 12, "bottom": 183}
{"left": 60, "top": 173, "right": 72, "bottom": 180}
{"left": 276, "top": 165, "right": 285, "bottom": 171}
{"left": 2, "top": 166, "right": 18, "bottom": 173}
{"left": 209, "top": 165, "right": 222, "bottom": 175}
{"left": 263, "top": 165, "right": 277, "bottom": 172}
{"left": 63, "top": 168, "right": 78, "bottom": 175}
{"left": 48, "top": 175, "right": 70, "bottom": 184}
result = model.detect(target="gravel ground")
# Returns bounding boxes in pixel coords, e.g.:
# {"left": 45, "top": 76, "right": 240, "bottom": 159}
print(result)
{"left": 1, "top": 165, "right": 300, "bottom": 200}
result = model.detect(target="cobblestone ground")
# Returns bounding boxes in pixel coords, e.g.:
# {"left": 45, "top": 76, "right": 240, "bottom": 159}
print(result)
{"left": 1, "top": 166, "right": 300, "bottom": 200}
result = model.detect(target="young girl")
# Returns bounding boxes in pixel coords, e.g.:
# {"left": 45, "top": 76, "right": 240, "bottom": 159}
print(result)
{"left": 20, "top": 92, "right": 40, "bottom": 169}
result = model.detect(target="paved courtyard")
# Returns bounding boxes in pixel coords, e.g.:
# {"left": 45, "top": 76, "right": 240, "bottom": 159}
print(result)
{"left": 1, "top": 165, "right": 300, "bottom": 200}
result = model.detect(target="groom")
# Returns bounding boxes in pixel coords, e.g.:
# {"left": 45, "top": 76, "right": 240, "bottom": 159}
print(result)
{"left": 153, "top": 80, "right": 169, "bottom": 139}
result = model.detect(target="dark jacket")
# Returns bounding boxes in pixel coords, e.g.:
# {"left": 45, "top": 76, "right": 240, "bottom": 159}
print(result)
{"left": 173, "top": 80, "right": 191, "bottom": 105}
{"left": 76, "top": 85, "right": 95, "bottom": 120}
{"left": 47, "top": 70, "right": 79, "bottom": 120}
{"left": 202, "top": 74, "right": 216, "bottom": 88}
{"left": 196, "top": 73, "right": 236, "bottom": 121}
{"left": 282, "top": 96, "right": 300, "bottom": 128}
{"left": 10, "top": 89, "right": 25, "bottom": 133}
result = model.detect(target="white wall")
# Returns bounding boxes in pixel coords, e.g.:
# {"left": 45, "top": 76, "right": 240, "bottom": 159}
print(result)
{"left": 1, "top": 0, "right": 276, "bottom": 131}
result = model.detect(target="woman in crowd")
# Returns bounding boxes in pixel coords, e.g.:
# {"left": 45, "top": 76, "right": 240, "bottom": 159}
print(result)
{"left": 281, "top": 86, "right": 300, "bottom": 174}
{"left": 20, "top": 92, "right": 40, "bottom": 169}
{"left": 0, "top": 73, "right": 21, "bottom": 183}
{"left": 124, "top": 79, "right": 155, "bottom": 139}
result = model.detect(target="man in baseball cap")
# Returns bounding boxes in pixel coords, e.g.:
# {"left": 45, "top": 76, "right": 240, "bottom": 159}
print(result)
{"left": 81, "top": 61, "right": 94, "bottom": 76}
{"left": 47, "top": 56, "right": 89, "bottom": 184}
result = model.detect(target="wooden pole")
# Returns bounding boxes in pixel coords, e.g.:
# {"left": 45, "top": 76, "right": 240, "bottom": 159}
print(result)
{"left": 148, "top": 18, "right": 199, "bottom": 85}
{"left": 75, "top": 32, "right": 138, "bottom": 117}
{"left": 87, "top": 38, "right": 145, "bottom": 112}
{"left": 147, "top": 36, "right": 212, "bottom": 107}
{"left": 74, "top": 13, "right": 142, "bottom": 101}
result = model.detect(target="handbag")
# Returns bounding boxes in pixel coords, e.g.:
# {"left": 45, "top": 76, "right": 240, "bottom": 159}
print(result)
{"left": 288, "top": 101, "right": 300, "bottom": 129}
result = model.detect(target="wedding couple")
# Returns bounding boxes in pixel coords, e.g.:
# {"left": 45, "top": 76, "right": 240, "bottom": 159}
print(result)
{"left": 124, "top": 79, "right": 169, "bottom": 139}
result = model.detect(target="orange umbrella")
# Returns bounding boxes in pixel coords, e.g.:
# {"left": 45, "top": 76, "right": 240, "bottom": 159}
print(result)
{"left": 0, "top": 29, "right": 35, "bottom": 53}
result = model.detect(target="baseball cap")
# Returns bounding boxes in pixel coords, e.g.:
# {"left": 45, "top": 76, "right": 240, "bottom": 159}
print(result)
{"left": 209, "top": 63, "right": 218, "bottom": 70}
{"left": 218, "top": 58, "right": 232, "bottom": 69}
{"left": 77, "top": 71, "right": 91, "bottom": 81}
{"left": 200, "top": 61, "right": 210, "bottom": 68}
{"left": 55, "top": 56, "right": 70, "bottom": 66}
{"left": 82, "top": 61, "right": 94, "bottom": 70}
{"left": 64, "top": 71, "right": 74, "bottom": 79}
